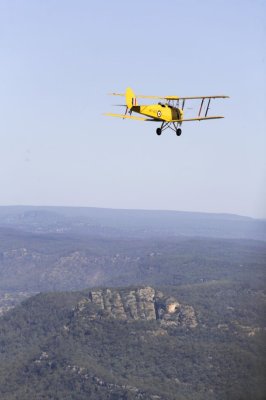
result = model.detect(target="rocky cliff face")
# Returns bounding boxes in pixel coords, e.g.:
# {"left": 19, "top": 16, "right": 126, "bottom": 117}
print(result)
{"left": 75, "top": 286, "right": 197, "bottom": 328}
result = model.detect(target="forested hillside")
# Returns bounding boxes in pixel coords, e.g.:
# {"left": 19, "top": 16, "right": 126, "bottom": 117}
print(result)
{"left": 0, "top": 206, "right": 265, "bottom": 399}
{"left": 0, "top": 282, "right": 265, "bottom": 400}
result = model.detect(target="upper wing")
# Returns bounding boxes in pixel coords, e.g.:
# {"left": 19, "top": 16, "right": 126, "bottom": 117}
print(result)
{"left": 104, "top": 113, "right": 159, "bottom": 121}
{"left": 134, "top": 95, "right": 229, "bottom": 100}
{"left": 176, "top": 95, "right": 229, "bottom": 100}
{"left": 109, "top": 93, "right": 229, "bottom": 100}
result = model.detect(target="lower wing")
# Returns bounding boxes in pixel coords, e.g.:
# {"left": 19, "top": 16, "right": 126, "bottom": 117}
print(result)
{"left": 104, "top": 113, "right": 159, "bottom": 121}
{"left": 173, "top": 116, "right": 224, "bottom": 122}
{"left": 104, "top": 113, "right": 223, "bottom": 123}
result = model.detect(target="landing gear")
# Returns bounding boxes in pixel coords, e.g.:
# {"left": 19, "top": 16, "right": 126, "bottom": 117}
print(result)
{"left": 156, "top": 123, "right": 181, "bottom": 136}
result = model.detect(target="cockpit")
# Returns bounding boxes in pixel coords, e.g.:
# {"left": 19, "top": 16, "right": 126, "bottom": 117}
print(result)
{"left": 158, "top": 102, "right": 173, "bottom": 109}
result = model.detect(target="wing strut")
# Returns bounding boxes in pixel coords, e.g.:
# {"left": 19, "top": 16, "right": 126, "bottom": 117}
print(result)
{"left": 198, "top": 98, "right": 204, "bottom": 117}
{"left": 205, "top": 98, "right": 211, "bottom": 117}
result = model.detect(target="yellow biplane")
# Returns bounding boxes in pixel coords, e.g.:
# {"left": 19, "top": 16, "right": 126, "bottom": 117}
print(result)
{"left": 105, "top": 87, "right": 229, "bottom": 136}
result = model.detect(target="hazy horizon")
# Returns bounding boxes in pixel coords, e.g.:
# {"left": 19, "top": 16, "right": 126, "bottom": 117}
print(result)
{"left": 0, "top": 203, "right": 263, "bottom": 220}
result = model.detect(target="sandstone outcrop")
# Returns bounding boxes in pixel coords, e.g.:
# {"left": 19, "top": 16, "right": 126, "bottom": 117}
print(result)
{"left": 75, "top": 286, "right": 197, "bottom": 328}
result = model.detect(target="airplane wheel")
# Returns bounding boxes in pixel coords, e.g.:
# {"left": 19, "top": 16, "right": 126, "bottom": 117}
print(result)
{"left": 156, "top": 128, "right": 162, "bottom": 136}
{"left": 176, "top": 128, "right": 182, "bottom": 136}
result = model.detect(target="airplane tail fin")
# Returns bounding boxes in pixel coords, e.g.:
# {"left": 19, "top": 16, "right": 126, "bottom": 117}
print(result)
{"left": 126, "top": 87, "right": 138, "bottom": 109}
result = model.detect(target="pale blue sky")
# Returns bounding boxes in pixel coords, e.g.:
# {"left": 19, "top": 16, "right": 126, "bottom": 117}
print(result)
{"left": 0, "top": 0, "right": 265, "bottom": 218}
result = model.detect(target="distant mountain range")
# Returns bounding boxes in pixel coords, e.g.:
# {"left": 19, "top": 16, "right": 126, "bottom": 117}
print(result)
{"left": 0, "top": 205, "right": 265, "bottom": 240}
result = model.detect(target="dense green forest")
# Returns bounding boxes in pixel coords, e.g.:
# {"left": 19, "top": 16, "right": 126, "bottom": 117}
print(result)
{"left": 0, "top": 280, "right": 265, "bottom": 400}
{"left": 0, "top": 206, "right": 265, "bottom": 399}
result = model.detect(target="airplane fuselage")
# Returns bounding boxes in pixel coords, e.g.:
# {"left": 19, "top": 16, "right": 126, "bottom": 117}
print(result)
{"left": 131, "top": 103, "right": 184, "bottom": 122}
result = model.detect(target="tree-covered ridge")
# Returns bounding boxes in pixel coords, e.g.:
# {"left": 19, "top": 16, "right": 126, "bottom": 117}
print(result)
{"left": 0, "top": 281, "right": 265, "bottom": 400}
{"left": 0, "top": 207, "right": 265, "bottom": 399}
